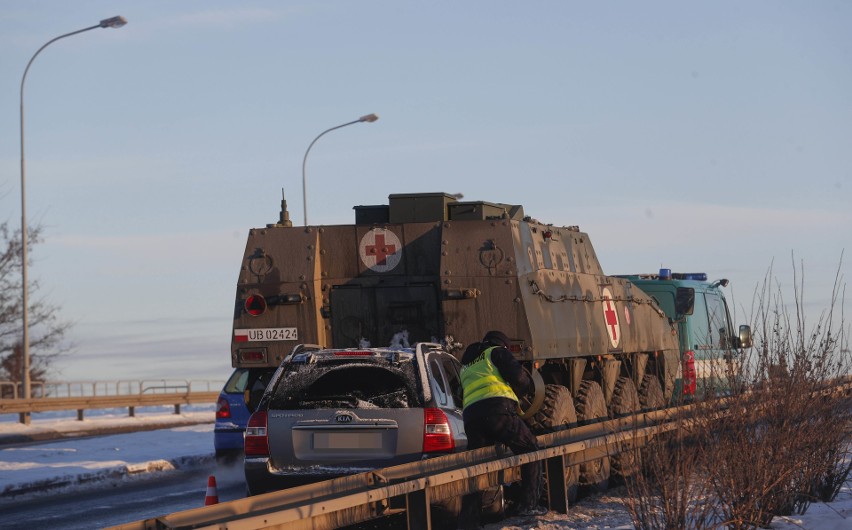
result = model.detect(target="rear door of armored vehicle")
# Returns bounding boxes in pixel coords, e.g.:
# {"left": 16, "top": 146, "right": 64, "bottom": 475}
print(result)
{"left": 329, "top": 283, "right": 441, "bottom": 347}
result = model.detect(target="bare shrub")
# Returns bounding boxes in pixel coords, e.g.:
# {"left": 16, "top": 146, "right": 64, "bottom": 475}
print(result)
{"left": 702, "top": 257, "right": 849, "bottom": 529}
{"left": 624, "top": 257, "right": 849, "bottom": 530}
{"left": 622, "top": 406, "right": 719, "bottom": 530}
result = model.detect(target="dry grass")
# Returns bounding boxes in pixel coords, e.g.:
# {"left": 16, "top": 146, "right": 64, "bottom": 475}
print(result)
{"left": 621, "top": 408, "right": 718, "bottom": 530}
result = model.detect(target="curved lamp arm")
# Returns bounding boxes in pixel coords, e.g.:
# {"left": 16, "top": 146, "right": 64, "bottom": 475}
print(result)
{"left": 301, "top": 114, "right": 379, "bottom": 226}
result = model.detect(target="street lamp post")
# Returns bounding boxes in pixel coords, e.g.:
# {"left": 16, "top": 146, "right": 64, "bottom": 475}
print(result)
{"left": 19, "top": 16, "right": 127, "bottom": 423}
{"left": 301, "top": 113, "right": 379, "bottom": 226}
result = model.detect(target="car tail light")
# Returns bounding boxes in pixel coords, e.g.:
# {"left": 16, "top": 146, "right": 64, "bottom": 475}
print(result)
{"left": 216, "top": 397, "right": 231, "bottom": 419}
{"left": 244, "top": 411, "right": 269, "bottom": 457}
{"left": 334, "top": 351, "right": 374, "bottom": 356}
{"left": 423, "top": 408, "right": 455, "bottom": 453}
{"left": 683, "top": 350, "right": 697, "bottom": 395}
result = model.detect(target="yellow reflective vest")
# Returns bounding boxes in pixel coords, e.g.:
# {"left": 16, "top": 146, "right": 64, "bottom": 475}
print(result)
{"left": 460, "top": 346, "right": 519, "bottom": 409}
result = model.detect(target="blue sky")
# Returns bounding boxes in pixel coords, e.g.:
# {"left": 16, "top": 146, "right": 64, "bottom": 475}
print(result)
{"left": 1, "top": 1, "right": 850, "bottom": 381}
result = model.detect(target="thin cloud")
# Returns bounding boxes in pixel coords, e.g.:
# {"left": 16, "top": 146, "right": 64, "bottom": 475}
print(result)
{"left": 46, "top": 230, "right": 245, "bottom": 275}
{"left": 582, "top": 201, "right": 851, "bottom": 250}
{"left": 49, "top": 230, "right": 242, "bottom": 252}
{"left": 162, "top": 7, "right": 296, "bottom": 31}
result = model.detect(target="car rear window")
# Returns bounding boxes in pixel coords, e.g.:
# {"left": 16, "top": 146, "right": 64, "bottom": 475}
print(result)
{"left": 269, "top": 358, "right": 423, "bottom": 410}
{"left": 223, "top": 368, "right": 251, "bottom": 393}
{"left": 223, "top": 368, "right": 273, "bottom": 394}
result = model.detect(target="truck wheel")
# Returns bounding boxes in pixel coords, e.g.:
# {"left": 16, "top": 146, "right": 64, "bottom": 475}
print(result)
{"left": 637, "top": 374, "right": 667, "bottom": 465}
{"left": 638, "top": 374, "right": 665, "bottom": 410}
{"left": 527, "top": 384, "right": 580, "bottom": 505}
{"left": 609, "top": 376, "right": 640, "bottom": 417}
{"left": 527, "top": 384, "right": 577, "bottom": 431}
{"left": 481, "top": 485, "right": 505, "bottom": 521}
{"left": 575, "top": 380, "right": 610, "bottom": 493}
{"left": 608, "top": 377, "right": 641, "bottom": 481}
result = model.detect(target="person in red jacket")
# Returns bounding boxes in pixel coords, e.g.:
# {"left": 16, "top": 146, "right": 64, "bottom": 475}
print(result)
{"left": 457, "top": 330, "right": 546, "bottom": 529}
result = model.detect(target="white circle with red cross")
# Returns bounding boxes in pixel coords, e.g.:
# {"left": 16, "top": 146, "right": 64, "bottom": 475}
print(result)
{"left": 601, "top": 287, "right": 621, "bottom": 348}
{"left": 359, "top": 228, "right": 402, "bottom": 273}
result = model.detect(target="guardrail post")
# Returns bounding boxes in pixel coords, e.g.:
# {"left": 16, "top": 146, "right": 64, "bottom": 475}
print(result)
{"left": 405, "top": 486, "right": 431, "bottom": 530}
{"left": 77, "top": 409, "right": 84, "bottom": 421}
{"left": 545, "top": 454, "right": 568, "bottom": 514}
{"left": 129, "top": 406, "right": 135, "bottom": 417}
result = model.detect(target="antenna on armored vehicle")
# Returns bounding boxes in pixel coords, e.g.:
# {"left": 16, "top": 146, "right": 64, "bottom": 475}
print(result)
{"left": 277, "top": 189, "right": 292, "bottom": 227}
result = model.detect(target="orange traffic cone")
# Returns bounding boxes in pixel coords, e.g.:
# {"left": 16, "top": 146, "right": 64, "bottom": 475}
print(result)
{"left": 205, "top": 475, "right": 219, "bottom": 505}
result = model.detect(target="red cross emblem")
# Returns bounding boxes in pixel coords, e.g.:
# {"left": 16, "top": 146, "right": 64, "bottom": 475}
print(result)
{"left": 601, "top": 288, "right": 620, "bottom": 348}
{"left": 365, "top": 233, "right": 397, "bottom": 266}
{"left": 359, "top": 228, "right": 402, "bottom": 272}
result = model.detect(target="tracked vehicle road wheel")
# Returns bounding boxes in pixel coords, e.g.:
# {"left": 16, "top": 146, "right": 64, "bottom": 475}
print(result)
{"left": 608, "top": 377, "right": 641, "bottom": 481}
{"left": 575, "top": 380, "right": 610, "bottom": 493}
{"left": 527, "top": 384, "right": 580, "bottom": 505}
{"left": 638, "top": 374, "right": 665, "bottom": 410}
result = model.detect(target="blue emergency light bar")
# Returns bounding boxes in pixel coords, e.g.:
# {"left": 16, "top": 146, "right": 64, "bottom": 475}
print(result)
{"left": 674, "top": 273, "right": 707, "bottom": 281}
{"left": 657, "top": 269, "right": 707, "bottom": 281}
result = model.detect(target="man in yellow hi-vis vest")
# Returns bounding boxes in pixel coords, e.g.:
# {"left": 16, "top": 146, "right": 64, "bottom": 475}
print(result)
{"left": 457, "top": 331, "right": 544, "bottom": 529}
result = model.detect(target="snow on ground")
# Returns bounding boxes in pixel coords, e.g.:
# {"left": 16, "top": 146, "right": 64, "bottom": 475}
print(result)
{"left": 0, "top": 405, "right": 213, "bottom": 442}
{"left": 0, "top": 405, "right": 215, "bottom": 500}
{"left": 1, "top": 408, "right": 850, "bottom": 529}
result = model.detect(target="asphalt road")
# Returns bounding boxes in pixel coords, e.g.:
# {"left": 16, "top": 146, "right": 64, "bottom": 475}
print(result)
{"left": 1, "top": 461, "right": 245, "bottom": 530}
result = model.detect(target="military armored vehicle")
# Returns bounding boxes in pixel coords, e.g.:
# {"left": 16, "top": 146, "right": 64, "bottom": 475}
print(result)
{"left": 231, "top": 192, "right": 695, "bottom": 490}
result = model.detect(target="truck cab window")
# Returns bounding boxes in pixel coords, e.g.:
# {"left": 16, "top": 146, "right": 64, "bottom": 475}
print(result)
{"left": 705, "top": 292, "right": 731, "bottom": 349}
{"left": 690, "top": 292, "right": 712, "bottom": 350}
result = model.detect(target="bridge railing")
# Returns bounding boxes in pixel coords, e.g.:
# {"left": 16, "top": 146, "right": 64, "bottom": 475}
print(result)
{"left": 0, "top": 379, "right": 221, "bottom": 399}
{"left": 0, "top": 380, "right": 223, "bottom": 424}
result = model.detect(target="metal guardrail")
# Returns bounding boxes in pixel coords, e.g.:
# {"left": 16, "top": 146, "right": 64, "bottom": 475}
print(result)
{"left": 0, "top": 380, "right": 223, "bottom": 423}
{"left": 0, "top": 379, "right": 221, "bottom": 399}
{"left": 0, "top": 391, "right": 220, "bottom": 415}
{"left": 110, "top": 406, "right": 679, "bottom": 530}
{"left": 104, "top": 378, "right": 852, "bottom": 529}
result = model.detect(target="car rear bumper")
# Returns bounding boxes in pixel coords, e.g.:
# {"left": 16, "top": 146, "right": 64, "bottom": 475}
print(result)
{"left": 214, "top": 427, "right": 245, "bottom": 453}
{"left": 244, "top": 457, "right": 376, "bottom": 495}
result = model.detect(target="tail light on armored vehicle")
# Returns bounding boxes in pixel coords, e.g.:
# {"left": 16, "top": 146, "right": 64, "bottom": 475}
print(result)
{"left": 682, "top": 351, "right": 697, "bottom": 395}
{"left": 423, "top": 408, "right": 455, "bottom": 453}
{"left": 239, "top": 349, "right": 268, "bottom": 364}
{"left": 216, "top": 397, "right": 231, "bottom": 419}
{"left": 244, "top": 411, "right": 269, "bottom": 457}
{"left": 244, "top": 294, "right": 267, "bottom": 316}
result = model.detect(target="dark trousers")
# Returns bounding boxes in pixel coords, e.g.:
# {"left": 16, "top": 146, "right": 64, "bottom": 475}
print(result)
{"left": 458, "top": 413, "right": 541, "bottom": 528}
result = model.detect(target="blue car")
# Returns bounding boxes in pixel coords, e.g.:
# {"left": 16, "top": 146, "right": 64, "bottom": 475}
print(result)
{"left": 214, "top": 367, "right": 275, "bottom": 461}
